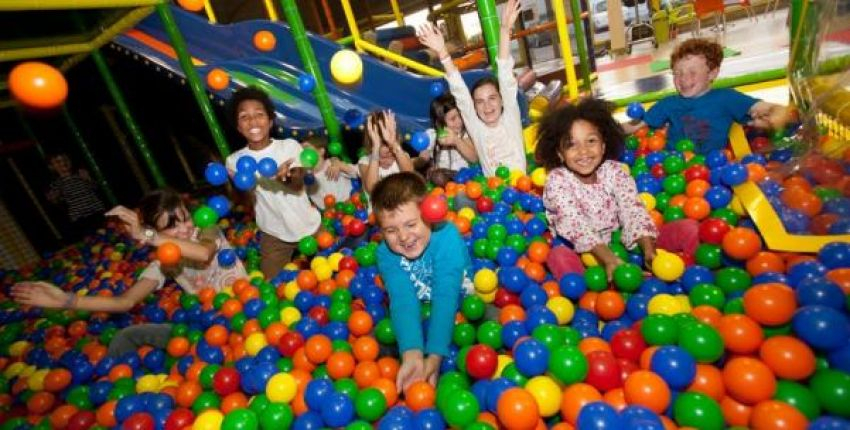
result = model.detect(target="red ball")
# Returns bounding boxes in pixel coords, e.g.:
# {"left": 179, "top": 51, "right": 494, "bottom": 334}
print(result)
{"left": 584, "top": 350, "right": 623, "bottom": 392}
{"left": 347, "top": 219, "right": 366, "bottom": 237}
{"left": 475, "top": 196, "right": 494, "bottom": 214}
{"left": 751, "top": 136, "right": 771, "bottom": 153}
{"left": 617, "top": 357, "right": 639, "bottom": 383}
{"left": 67, "top": 410, "right": 97, "bottom": 430}
{"left": 278, "top": 331, "right": 305, "bottom": 357}
{"left": 164, "top": 409, "right": 194, "bottom": 430}
{"left": 699, "top": 218, "right": 731, "bottom": 245}
{"left": 494, "top": 288, "right": 520, "bottom": 308}
{"left": 610, "top": 329, "right": 647, "bottom": 363}
{"left": 684, "top": 165, "right": 711, "bottom": 182}
{"left": 421, "top": 195, "right": 448, "bottom": 223}
{"left": 651, "top": 164, "right": 666, "bottom": 178}
{"left": 122, "top": 412, "right": 155, "bottom": 430}
{"left": 338, "top": 256, "right": 359, "bottom": 271}
{"left": 212, "top": 367, "right": 241, "bottom": 396}
{"left": 308, "top": 306, "right": 330, "bottom": 325}
{"left": 465, "top": 344, "right": 498, "bottom": 379}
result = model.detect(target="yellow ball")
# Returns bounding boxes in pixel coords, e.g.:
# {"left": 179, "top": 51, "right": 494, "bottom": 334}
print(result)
{"left": 328, "top": 253, "right": 344, "bottom": 271}
{"left": 8, "top": 340, "right": 30, "bottom": 357}
{"left": 651, "top": 250, "right": 685, "bottom": 282}
{"left": 110, "top": 251, "right": 123, "bottom": 262}
{"left": 330, "top": 50, "right": 363, "bottom": 85}
{"left": 284, "top": 281, "right": 300, "bottom": 301}
{"left": 314, "top": 265, "right": 333, "bottom": 282}
{"left": 581, "top": 253, "right": 599, "bottom": 267}
{"left": 675, "top": 294, "right": 692, "bottom": 313}
{"left": 27, "top": 369, "right": 48, "bottom": 391}
{"left": 473, "top": 268, "right": 498, "bottom": 294}
{"left": 509, "top": 169, "right": 524, "bottom": 186}
{"left": 245, "top": 332, "right": 268, "bottom": 356}
{"left": 249, "top": 270, "right": 264, "bottom": 282}
{"left": 310, "top": 256, "right": 329, "bottom": 272}
{"left": 525, "top": 376, "right": 562, "bottom": 417}
{"left": 19, "top": 365, "right": 36, "bottom": 378}
{"left": 4, "top": 362, "right": 26, "bottom": 379}
{"left": 280, "top": 307, "right": 302, "bottom": 326}
{"left": 266, "top": 372, "right": 297, "bottom": 403}
{"left": 477, "top": 289, "right": 496, "bottom": 303}
{"left": 222, "top": 286, "right": 235, "bottom": 297}
{"left": 647, "top": 293, "right": 681, "bottom": 316}
{"left": 458, "top": 207, "right": 476, "bottom": 221}
{"left": 531, "top": 167, "right": 547, "bottom": 187}
{"left": 638, "top": 192, "right": 656, "bottom": 211}
{"left": 546, "top": 297, "right": 575, "bottom": 325}
{"left": 193, "top": 410, "right": 224, "bottom": 430}
{"left": 136, "top": 374, "right": 161, "bottom": 393}
{"left": 284, "top": 263, "right": 299, "bottom": 271}
{"left": 495, "top": 355, "right": 514, "bottom": 378}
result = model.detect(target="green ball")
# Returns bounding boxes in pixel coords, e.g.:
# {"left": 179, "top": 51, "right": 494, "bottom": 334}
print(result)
{"left": 298, "top": 236, "right": 318, "bottom": 256}
{"left": 66, "top": 385, "right": 92, "bottom": 410}
{"left": 188, "top": 329, "right": 203, "bottom": 345}
{"left": 663, "top": 206, "right": 686, "bottom": 222}
{"left": 610, "top": 243, "right": 629, "bottom": 262}
{"left": 374, "top": 318, "right": 396, "bottom": 344}
{"left": 762, "top": 323, "right": 792, "bottom": 338}
{"left": 277, "top": 357, "right": 294, "bottom": 372}
{"left": 180, "top": 293, "right": 200, "bottom": 310}
{"left": 249, "top": 394, "right": 271, "bottom": 416}
{"left": 453, "top": 323, "right": 476, "bottom": 347}
{"left": 695, "top": 243, "right": 723, "bottom": 269}
{"left": 473, "top": 239, "right": 489, "bottom": 258}
{"left": 222, "top": 408, "right": 258, "bottom": 430}
{"left": 625, "top": 135, "right": 639, "bottom": 150}
{"left": 662, "top": 174, "right": 686, "bottom": 195}
{"left": 810, "top": 369, "right": 850, "bottom": 417}
{"left": 335, "top": 378, "right": 359, "bottom": 398}
{"left": 476, "top": 321, "right": 502, "bottom": 350}
{"left": 774, "top": 380, "right": 821, "bottom": 420}
{"left": 678, "top": 322, "right": 724, "bottom": 363}
{"left": 354, "top": 246, "right": 377, "bottom": 266}
{"left": 532, "top": 324, "right": 565, "bottom": 351}
{"left": 108, "top": 378, "right": 135, "bottom": 401}
{"left": 686, "top": 154, "right": 705, "bottom": 167}
{"left": 562, "top": 327, "right": 581, "bottom": 347}
{"left": 331, "top": 288, "right": 352, "bottom": 303}
{"left": 723, "top": 297, "right": 745, "bottom": 314}
{"left": 711, "top": 208, "right": 739, "bottom": 226}
{"left": 487, "top": 224, "right": 508, "bottom": 242}
{"left": 715, "top": 267, "right": 751, "bottom": 296}
{"left": 329, "top": 301, "right": 352, "bottom": 322}
{"left": 688, "top": 284, "right": 726, "bottom": 309}
{"left": 332, "top": 340, "right": 353, "bottom": 353}
{"left": 300, "top": 147, "right": 319, "bottom": 168}
{"left": 328, "top": 141, "right": 343, "bottom": 157}
{"left": 200, "top": 364, "right": 221, "bottom": 390}
{"left": 346, "top": 421, "right": 372, "bottom": 430}
{"left": 663, "top": 155, "right": 685, "bottom": 174}
{"left": 641, "top": 314, "right": 679, "bottom": 345}
{"left": 440, "top": 390, "right": 480, "bottom": 428}
{"left": 585, "top": 266, "right": 608, "bottom": 292}
{"left": 258, "top": 307, "right": 278, "bottom": 329}
{"left": 505, "top": 234, "right": 527, "bottom": 254}
{"left": 438, "top": 371, "right": 470, "bottom": 391}
{"left": 192, "top": 391, "right": 221, "bottom": 415}
{"left": 654, "top": 192, "right": 671, "bottom": 212}
{"left": 548, "top": 345, "right": 588, "bottom": 385}
{"left": 500, "top": 363, "right": 528, "bottom": 387}
{"left": 456, "top": 345, "right": 471, "bottom": 373}
{"left": 675, "top": 139, "right": 694, "bottom": 152}
{"left": 673, "top": 392, "right": 724, "bottom": 430}
{"left": 355, "top": 387, "right": 387, "bottom": 421}
{"left": 613, "top": 263, "right": 643, "bottom": 292}
{"left": 193, "top": 206, "right": 219, "bottom": 228}
{"left": 462, "top": 295, "right": 486, "bottom": 321}
{"left": 313, "top": 365, "right": 329, "bottom": 379}
{"left": 260, "top": 403, "right": 293, "bottom": 430}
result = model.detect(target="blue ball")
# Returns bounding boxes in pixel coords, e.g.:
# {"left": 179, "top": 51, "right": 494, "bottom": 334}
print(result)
{"left": 320, "top": 392, "right": 354, "bottom": 427}
{"left": 626, "top": 102, "right": 645, "bottom": 120}
{"left": 204, "top": 162, "right": 228, "bottom": 186}
{"left": 115, "top": 395, "right": 144, "bottom": 422}
{"left": 499, "top": 267, "right": 528, "bottom": 294}
{"left": 720, "top": 162, "right": 748, "bottom": 186}
{"left": 344, "top": 109, "right": 365, "bottom": 128}
{"left": 304, "top": 173, "right": 316, "bottom": 186}
{"left": 236, "top": 155, "right": 257, "bottom": 173}
{"left": 827, "top": 341, "right": 850, "bottom": 374}
{"left": 705, "top": 150, "right": 728, "bottom": 169}
{"left": 559, "top": 273, "right": 587, "bottom": 300}
{"left": 513, "top": 338, "right": 549, "bottom": 377}
{"left": 792, "top": 305, "right": 850, "bottom": 351}
{"left": 704, "top": 186, "right": 732, "bottom": 209}
{"left": 577, "top": 401, "right": 624, "bottom": 430}
{"left": 293, "top": 411, "right": 324, "bottom": 430}
{"left": 304, "top": 378, "right": 336, "bottom": 411}
{"left": 410, "top": 131, "right": 431, "bottom": 153}
{"left": 207, "top": 195, "right": 231, "bottom": 217}
{"left": 819, "top": 241, "right": 850, "bottom": 269}
{"left": 257, "top": 157, "right": 278, "bottom": 177}
{"left": 414, "top": 409, "right": 446, "bottom": 430}
{"left": 650, "top": 346, "right": 696, "bottom": 390}
{"left": 626, "top": 293, "right": 650, "bottom": 321}
{"left": 501, "top": 321, "right": 528, "bottom": 350}
{"left": 828, "top": 217, "right": 850, "bottom": 234}
{"left": 621, "top": 405, "right": 663, "bottom": 430}
{"left": 429, "top": 81, "right": 446, "bottom": 97}
{"left": 233, "top": 170, "right": 257, "bottom": 191}
{"left": 298, "top": 74, "right": 316, "bottom": 92}
{"left": 217, "top": 249, "right": 237, "bottom": 267}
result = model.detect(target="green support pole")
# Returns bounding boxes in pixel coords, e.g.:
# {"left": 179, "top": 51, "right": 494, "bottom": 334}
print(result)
{"left": 61, "top": 107, "right": 118, "bottom": 205}
{"left": 476, "top": 0, "right": 501, "bottom": 73}
{"left": 156, "top": 3, "right": 231, "bottom": 159}
{"left": 568, "top": 0, "right": 591, "bottom": 90}
{"left": 279, "top": 0, "right": 343, "bottom": 150}
{"left": 91, "top": 49, "right": 166, "bottom": 187}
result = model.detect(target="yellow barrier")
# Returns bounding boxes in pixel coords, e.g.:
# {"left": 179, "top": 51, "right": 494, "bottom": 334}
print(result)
{"left": 263, "top": 0, "right": 279, "bottom": 21}
{"left": 354, "top": 40, "right": 444, "bottom": 77}
{"left": 202, "top": 0, "right": 217, "bottom": 23}
{"left": 389, "top": 0, "right": 404, "bottom": 26}
{"left": 551, "top": 0, "right": 579, "bottom": 100}
{"left": 0, "top": 0, "right": 163, "bottom": 10}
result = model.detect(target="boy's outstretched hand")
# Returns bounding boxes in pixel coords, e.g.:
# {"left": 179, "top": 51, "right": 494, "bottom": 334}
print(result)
{"left": 397, "top": 350, "right": 425, "bottom": 392}
{"left": 502, "top": 0, "right": 522, "bottom": 30}
{"left": 417, "top": 23, "right": 448, "bottom": 58}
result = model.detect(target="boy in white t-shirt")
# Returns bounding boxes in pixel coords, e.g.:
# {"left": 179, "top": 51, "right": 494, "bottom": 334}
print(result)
{"left": 225, "top": 87, "right": 321, "bottom": 280}
{"left": 303, "top": 135, "right": 359, "bottom": 210}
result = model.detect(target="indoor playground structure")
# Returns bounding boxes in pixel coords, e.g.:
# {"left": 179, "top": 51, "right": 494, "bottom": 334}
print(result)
{"left": 1, "top": 0, "right": 850, "bottom": 429}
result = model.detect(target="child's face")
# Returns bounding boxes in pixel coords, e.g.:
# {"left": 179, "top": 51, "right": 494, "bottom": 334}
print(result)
{"left": 472, "top": 83, "right": 503, "bottom": 127}
{"left": 48, "top": 156, "right": 72, "bottom": 176}
{"left": 376, "top": 144, "right": 395, "bottom": 169}
{"left": 156, "top": 206, "right": 195, "bottom": 240}
{"left": 236, "top": 100, "right": 273, "bottom": 148}
{"left": 672, "top": 54, "right": 719, "bottom": 98}
{"left": 560, "top": 119, "right": 605, "bottom": 183}
{"left": 444, "top": 108, "right": 464, "bottom": 133}
{"left": 377, "top": 201, "right": 431, "bottom": 260}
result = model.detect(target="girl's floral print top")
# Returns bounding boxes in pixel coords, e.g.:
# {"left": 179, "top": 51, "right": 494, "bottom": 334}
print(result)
{"left": 543, "top": 160, "right": 658, "bottom": 253}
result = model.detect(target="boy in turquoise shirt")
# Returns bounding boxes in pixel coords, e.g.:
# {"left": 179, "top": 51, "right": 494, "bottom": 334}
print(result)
{"left": 372, "top": 172, "right": 473, "bottom": 392}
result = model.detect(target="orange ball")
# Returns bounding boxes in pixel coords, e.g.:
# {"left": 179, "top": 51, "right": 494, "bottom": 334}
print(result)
{"left": 304, "top": 334, "right": 333, "bottom": 364}
{"left": 50, "top": 404, "right": 78, "bottom": 429}
{"left": 371, "top": 377, "right": 398, "bottom": 405}
{"left": 175, "top": 381, "right": 203, "bottom": 408}
{"left": 722, "top": 357, "right": 777, "bottom": 405}
{"left": 749, "top": 400, "right": 809, "bottom": 430}
{"left": 296, "top": 270, "right": 318, "bottom": 291}
{"left": 527, "top": 242, "right": 550, "bottom": 264}
{"left": 43, "top": 368, "right": 72, "bottom": 392}
{"left": 404, "top": 381, "right": 436, "bottom": 412}
{"left": 156, "top": 242, "right": 182, "bottom": 265}
{"left": 466, "top": 182, "right": 483, "bottom": 199}
{"left": 594, "top": 290, "right": 625, "bottom": 321}
{"left": 205, "top": 324, "right": 229, "bottom": 347}
{"left": 721, "top": 396, "right": 752, "bottom": 427}
{"left": 352, "top": 336, "right": 379, "bottom": 362}
{"left": 746, "top": 251, "right": 786, "bottom": 276}
{"left": 96, "top": 400, "right": 118, "bottom": 427}
{"left": 206, "top": 68, "right": 230, "bottom": 91}
{"left": 348, "top": 310, "right": 373, "bottom": 336}
{"left": 683, "top": 197, "right": 711, "bottom": 220}
{"left": 623, "top": 370, "right": 671, "bottom": 414}
{"left": 353, "top": 361, "right": 380, "bottom": 388}
{"left": 326, "top": 351, "right": 356, "bottom": 379}
{"left": 742, "top": 283, "right": 797, "bottom": 326}
{"left": 253, "top": 30, "right": 277, "bottom": 51}
{"left": 27, "top": 391, "right": 55, "bottom": 415}
{"left": 9, "top": 62, "right": 68, "bottom": 109}
{"left": 560, "top": 383, "right": 602, "bottom": 424}
{"left": 717, "top": 314, "right": 764, "bottom": 354}
{"left": 177, "top": 0, "right": 204, "bottom": 11}
{"left": 758, "top": 335, "right": 816, "bottom": 381}
{"left": 722, "top": 227, "right": 762, "bottom": 260}
{"left": 166, "top": 336, "right": 191, "bottom": 357}
{"left": 686, "top": 179, "right": 711, "bottom": 197}
{"left": 498, "top": 387, "right": 541, "bottom": 430}
{"left": 686, "top": 364, "right": 725, "bottom": 402}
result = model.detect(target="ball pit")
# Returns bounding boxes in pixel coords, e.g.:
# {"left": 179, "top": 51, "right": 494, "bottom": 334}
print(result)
{"left": 1, "top": 121, "right": 850, "bottom": 430}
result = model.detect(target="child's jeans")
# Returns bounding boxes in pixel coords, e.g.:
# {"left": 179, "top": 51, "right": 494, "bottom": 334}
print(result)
{"left": 546, "top": 219, "right": 700, "bottom": 280}
{"left": 107, "top": 323, "right": 171, "bottom": 358}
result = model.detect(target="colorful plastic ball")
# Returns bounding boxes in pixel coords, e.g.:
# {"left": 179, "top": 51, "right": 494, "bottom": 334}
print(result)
{"left": 466, "top": 345, "right": 498, "bottom": 379}
{"left": 546, "top": 297, "right": 575, "bottom": 325}
{"left": 651, "top": 250, "right": 685, "bottom": 281}
{"left": 723, "top": 356, "right": 776, "bottom": 405}
{"left": 192, "top": 206, "right": 218, "bottom": 229}
{"left": 792, "top": 305, "right": 850, "bottom": 351}
{"left": 253, "top": 30, "right": 276, "bottom": 51}
{"left": 623, "top": 370, "right": 671, "bottom": 414}
{"left": 298, "top": 236, "right": 318, "bottom": 256}
{"left": 513, "top": 339, "right": 549, "bottom": 377}
{"left": 525, "top": 376, "right": 561, "bottom": 417}
{"left": 193, "top": 409, "right": 224, "bottom": 430}
{"left": 255, "top": 157, "right": 277, "bottom": 178}
{"left": 547, "top": 345, "right": 587, "bottom": 385}
{"left": 678, "top": 322, "right": 724, "bottom": 363}
{"left": 206, "top": 68, "right": 230, "bottom": 91}
{"left": 722, "top": 227, "right": 762, "bottom": 260}
{"left": 820, "top": 242, "right": 850, "bottom": 269}
{"left": 420, "top": 195, "right": 448, "bottom": 223}
{"left": 584, "top": 350, "right": 622, "bottom": 392}
{"left": 330, "top": 50, "right": 363, "bottom": 85}
{"left": 440, "top": 390, "right": 479, "bottom": 428}
{"left": 577, "top": 401, "right": 624, "bottom": 430}
{"left": 299, "top": 148, "right": 319, "bottom": 169}
{"left": 429, "top": 81, "right": 446, "bottom": 97}
{"left": 157, "top": 242, "right": 182, "bottom": 266}
{"left": 177, "top": 0, "right": 204, "bottom": 11}
{"left": 626, "top": 102, "right": 645, "bottom": 120}
{"left": 233, "top": 170, "right": 257, "bottom": 191}
{"left": 205, "top": 162, "right": 228, "bottom": 186}
{"left": 298, "top": 74, "right": 316, "bottom": 92}
{"left": 810, "top": 369, "right": 850, "bottom": 418}
{"left": 320, "top": 392, "right": 354, "bottom": 427}
{"left": 650, "top": 346, "right": 696, "bottom": 390}
{"left": 496, "top": 387, "right": 539, "bottom": 430}
{"left": 410, "top": 131, "right": 431, "bottom": 153}
{"left": 673, "top": 392, "right": 723, "bottom": 430}
{"left": 613, "top": 263, "right": 643, "bottom": 292}
{"left": 9, "top": 61, "right": 68, "bottom": 109}
{"left": 221, "top": 408, "right": 258, "bottom": 430}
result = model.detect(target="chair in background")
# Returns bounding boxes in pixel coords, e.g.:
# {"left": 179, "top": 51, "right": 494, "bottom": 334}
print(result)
{"left": 723, "top": 0, "right": 757, "bottom": 23}
{"left": 694, "top": 0, "right": 726, "bottom": 34}
{"left": 667, "top": 2, "right": 697, "bottom": 39}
